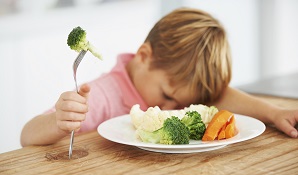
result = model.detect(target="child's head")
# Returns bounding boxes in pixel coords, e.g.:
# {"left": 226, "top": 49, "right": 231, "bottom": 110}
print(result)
{"left": 144, "top": 7, "right": 232, "bottom": 104}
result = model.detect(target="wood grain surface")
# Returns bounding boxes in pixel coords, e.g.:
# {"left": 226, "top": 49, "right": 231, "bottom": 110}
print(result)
{"left": 1, "top": 95, "right": 297, "bottom": 175}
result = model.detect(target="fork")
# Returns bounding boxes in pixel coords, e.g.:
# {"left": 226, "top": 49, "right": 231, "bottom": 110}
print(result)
{"left": 69, "top": 50, "right": 87, "bottom": 159}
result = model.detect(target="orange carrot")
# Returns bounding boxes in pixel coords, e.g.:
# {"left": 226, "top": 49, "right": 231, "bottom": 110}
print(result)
{"left": 218, "top": 123, "right": 227, "bottom": 140}
{"left": 202, "top": 110, "right": 234, "bottom": 141}
{"left": 225, "top": 116, "right": 236, "bottom": 138}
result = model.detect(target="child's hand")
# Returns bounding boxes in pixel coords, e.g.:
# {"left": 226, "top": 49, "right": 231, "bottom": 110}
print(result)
{"left": 272, "top": 109, "right": 298, "bottom": 138}
{"left": 55, "top": 84, "right": 90, "bottom": 133}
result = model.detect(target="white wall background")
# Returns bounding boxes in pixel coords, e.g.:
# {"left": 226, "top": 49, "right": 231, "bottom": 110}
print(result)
{"left": 0, "top": 0, "right": 297, "bottom": 153}
{"left": 259, "top": 0, "right": 298, "bottom": 77}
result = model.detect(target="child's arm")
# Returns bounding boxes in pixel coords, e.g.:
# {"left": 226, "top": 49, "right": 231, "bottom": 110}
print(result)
{"left": 20, "top": 84, "right": 90, "bottom": 146}
{"left": 211, "top": 86, "right": 298, "bottom": 138}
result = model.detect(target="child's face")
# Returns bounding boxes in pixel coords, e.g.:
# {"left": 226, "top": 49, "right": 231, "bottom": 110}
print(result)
{"left": 129, "top": 42, "right": 197, "bottom": 110}
{"left": 132, "top": 64, "right": 196, "bottom": 110}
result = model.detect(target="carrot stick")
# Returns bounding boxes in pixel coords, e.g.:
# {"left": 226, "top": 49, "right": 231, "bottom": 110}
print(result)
{"left": 225, "top": 116, "right": 236, "bottom": 138}
{"left": 202, "top": 110, "right": 234, "bottom": 141}
{"left": 218, "top": 123, "right": 227, "bottom": 140}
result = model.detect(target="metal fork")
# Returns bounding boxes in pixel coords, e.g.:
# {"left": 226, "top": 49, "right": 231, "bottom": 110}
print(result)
{"left": 69, "top": 50, "right": 87, "bottom": 159}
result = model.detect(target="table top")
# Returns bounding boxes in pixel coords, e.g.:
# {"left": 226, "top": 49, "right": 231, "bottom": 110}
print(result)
{"left": 1, "top": 95, "right": 298, "bottom": 175}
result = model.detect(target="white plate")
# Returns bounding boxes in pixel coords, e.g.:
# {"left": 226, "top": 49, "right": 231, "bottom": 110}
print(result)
{"left": 97, "top": 114, "right": 265, "bottom": 153}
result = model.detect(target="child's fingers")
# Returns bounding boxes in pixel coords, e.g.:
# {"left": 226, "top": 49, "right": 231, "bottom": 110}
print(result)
{"left": 59, "top": 91, "right": 87, "bottom": 104}
{"left": 57, "top": 100, "right": 88, "bottom": 113}
{"left": 278, "top": 119, "right": 298, "bottom": 138}
{"left": 79, "top": 83, "right": 90, "bottom": 98}
{"left": 56, "top": 111, "right": 86, "bottom": 121}
{"left": 57, "top": 120, "right": 81, "bottom": 132}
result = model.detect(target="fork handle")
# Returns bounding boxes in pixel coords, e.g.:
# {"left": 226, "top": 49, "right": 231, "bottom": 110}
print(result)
{"left": 69, "top": 130, "right": 75, "bottom": 159}
{"left": 69, "top": 79, "right": 79, "bottom": 159}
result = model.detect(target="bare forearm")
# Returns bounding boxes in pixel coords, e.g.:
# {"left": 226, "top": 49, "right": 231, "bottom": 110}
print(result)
{"left": 20, "top": 112, "right": 68, "bottom": 147}
{"left": 210, "top": 86, "right": 280, "bottom": 124}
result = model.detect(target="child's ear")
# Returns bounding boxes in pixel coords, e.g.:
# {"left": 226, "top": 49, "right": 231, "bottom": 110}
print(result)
{"left": 136, "top": 42, "right": 153, "bottom": 63}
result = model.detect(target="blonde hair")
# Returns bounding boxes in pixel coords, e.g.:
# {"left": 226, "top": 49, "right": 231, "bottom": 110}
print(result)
{"left": 145, "top": 7, "right": 232, "bottom": 104}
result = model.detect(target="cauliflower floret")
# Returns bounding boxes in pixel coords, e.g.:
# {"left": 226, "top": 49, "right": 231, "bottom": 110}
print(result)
{"left": 130, "top": 104, "right": 145, "bottom": 129}
{"left": 168, "top": 109, "right": 186, "bottom": 119}
{"left": 130, "top": 104, "right": 171, "bottom": 132}
{"left": 140, "top": 108, "right": 170, "bottom": 132}
{"left": 184, "top": 104, "right": 218, "bottom": 124}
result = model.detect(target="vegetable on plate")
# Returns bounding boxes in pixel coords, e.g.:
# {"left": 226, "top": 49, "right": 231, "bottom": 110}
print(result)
{"left": 137, "top": 116, "right": 190, "bottom": 145}
{"left": 202, "top": 110, "right": 236, "bottom": 141}
{"left": 181, "top": 111, "right": 206, "bottom": 140}
{"left": 130, "top": 104, "right": 237, "bottom": 145}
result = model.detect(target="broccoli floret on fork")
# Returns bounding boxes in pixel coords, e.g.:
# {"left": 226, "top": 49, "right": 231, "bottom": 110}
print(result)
{"left": 67, "top": 26, "right": 102, "bottom": 60}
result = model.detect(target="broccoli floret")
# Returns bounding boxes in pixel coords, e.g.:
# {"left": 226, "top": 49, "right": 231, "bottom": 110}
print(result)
{"left": 137, "top": 116, "right": 190, "bottom": 145}
{"left": 181, "top": 111, "right": 206, "bottom": 140}
{"left": 67, "top": 26, "right": 102, "bottom": 60}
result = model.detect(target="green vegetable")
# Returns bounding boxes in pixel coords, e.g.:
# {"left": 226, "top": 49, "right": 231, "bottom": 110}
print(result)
{"left": 67, "top": 26, "right": 102, "bottom": 60}
{"left": 137, "top": 116, "right": 190, "bottom": 145}
{"left": 181, "top": 111, "right": 206, "bottom": 140}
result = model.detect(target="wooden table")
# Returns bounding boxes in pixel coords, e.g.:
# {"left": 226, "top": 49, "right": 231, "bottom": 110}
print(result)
{"left": 1, "top": 95, "right": 297, "bottom": 175}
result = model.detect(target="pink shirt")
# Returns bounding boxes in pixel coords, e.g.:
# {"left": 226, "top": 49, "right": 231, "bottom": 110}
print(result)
{"left": 46, "top": 53, "right": 148, "bottom": 132}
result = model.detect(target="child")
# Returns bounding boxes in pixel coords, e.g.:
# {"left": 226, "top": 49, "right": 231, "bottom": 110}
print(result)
{"left": 21, "top": 7, "right": 298, "bottom": 146}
